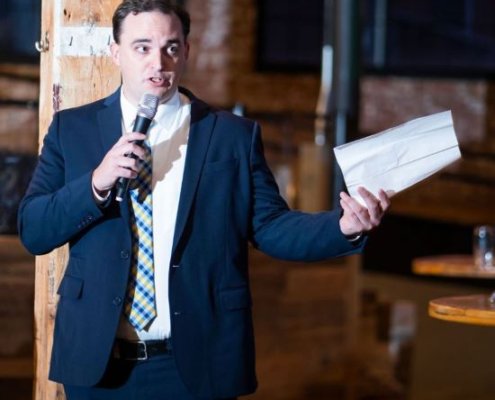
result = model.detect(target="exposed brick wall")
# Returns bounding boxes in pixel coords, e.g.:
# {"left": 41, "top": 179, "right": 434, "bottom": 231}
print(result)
{"left": 359, "top": 77, "right": 495, "bottom": 225}
{"left": 182, "top": 0, "right": 495, "bottom": 225}
{"left": 359, "top": 76, "right": 493, "bottom": 150}
{"left": 182, "top": 0, "right": 320, "bottom": 113}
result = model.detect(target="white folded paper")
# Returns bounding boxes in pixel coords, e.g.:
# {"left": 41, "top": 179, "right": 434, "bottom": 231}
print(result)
{"left": 334, "top": 110, "right": 461, "bottom": 205}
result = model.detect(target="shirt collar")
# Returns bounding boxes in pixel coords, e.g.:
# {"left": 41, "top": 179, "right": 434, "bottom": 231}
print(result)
{"left": 120, "top": 89, "right": 181, "bottom": 131}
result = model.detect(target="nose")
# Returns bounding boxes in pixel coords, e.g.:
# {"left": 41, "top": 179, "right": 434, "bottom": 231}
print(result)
{"left": 151, "top": 49, "right": 165, "bottom": 71}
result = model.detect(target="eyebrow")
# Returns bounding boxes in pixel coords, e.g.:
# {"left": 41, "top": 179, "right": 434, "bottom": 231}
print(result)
{"left": 130, "top": 38, "right": 182, "bottom": 46}
{"left": 131, "top": 38, "right": 152, "bottom": 45}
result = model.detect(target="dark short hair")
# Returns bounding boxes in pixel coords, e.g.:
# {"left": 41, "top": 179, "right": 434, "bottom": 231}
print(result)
{"left": 112, "top": 0, "right": 190, "bottom": 43}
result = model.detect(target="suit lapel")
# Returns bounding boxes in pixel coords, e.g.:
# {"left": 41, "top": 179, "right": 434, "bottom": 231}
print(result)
{"left": 172, "top": 96, "right": 216, "bottom": 257}
{"left": 97, "top": 90, "right": 122, "bottom": 154}
{"left": 96, "top": 88, "right": 215, "bottom": 255}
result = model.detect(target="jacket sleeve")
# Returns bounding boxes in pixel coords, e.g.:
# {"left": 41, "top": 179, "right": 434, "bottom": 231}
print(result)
{"left": 249, "top": 122, "right": 364, "bottom": 261}
{"left": 17, "top": 112, "right": 105, "bottom": 255}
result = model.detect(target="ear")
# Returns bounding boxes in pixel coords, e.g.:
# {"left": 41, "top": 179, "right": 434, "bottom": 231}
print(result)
{"left": 110, "top": 42, "right": 120, "bottom": 66}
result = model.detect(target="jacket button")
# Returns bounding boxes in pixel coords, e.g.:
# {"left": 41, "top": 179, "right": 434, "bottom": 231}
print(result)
{"left": 112, "top": 297, "right": 122, "bottom": 306}
{"left": 172, "top": 264, "right": 180, "bottom": 268}
{"left": 173, "top": 311, "right": 181, "bottom": 316}
{"left": 120, "top": 250, "right": 129, "bottom": 259}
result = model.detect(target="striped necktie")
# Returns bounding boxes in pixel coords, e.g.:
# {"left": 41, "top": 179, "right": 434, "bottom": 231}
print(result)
{"left": 124, "top": 141, "right": 156, "bottom": 330}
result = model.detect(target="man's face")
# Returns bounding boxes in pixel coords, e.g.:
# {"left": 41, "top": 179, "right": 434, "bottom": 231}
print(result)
{"left": 110, "top": 11, "right": 189, "bottom": 106}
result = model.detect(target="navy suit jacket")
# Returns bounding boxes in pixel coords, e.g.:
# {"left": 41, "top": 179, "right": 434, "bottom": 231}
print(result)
{"left": 18, "top": 88, "right": 364, "bottom": 398}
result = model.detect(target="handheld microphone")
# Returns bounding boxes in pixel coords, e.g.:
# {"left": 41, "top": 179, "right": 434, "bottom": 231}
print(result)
{"left": 115, "top": 93, "right": 159, "bottom": 202}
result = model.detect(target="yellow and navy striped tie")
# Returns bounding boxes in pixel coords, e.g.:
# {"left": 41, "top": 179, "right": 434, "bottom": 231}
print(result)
{"left": 124, "top": 142, "right": 156, "bottom": 331}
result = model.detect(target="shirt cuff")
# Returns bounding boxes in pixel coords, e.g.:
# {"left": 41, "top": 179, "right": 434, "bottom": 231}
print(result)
{"left": 92, "top": 182, "right": 111, "bottom": 204}
{"left": 345, "top": 232, "right": 363, "bottom": 243}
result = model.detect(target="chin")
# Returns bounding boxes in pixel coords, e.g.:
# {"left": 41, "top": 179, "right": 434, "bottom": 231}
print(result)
{"left": 157, "top": 90, "right": 175, "bottom": 103}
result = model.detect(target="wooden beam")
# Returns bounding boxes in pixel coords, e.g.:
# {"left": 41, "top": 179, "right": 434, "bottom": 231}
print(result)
{"left": 36, "top": 1, "right": 120, "bottom": 399}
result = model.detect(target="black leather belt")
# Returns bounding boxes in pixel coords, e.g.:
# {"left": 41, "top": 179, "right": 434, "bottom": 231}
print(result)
{"left": 113, "top": 338, "right": 172, "bottom": 360}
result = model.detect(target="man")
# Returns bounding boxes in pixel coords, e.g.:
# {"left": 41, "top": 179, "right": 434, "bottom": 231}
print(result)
{"left": 18, "top": 1, "right": 390, "bottom": 399}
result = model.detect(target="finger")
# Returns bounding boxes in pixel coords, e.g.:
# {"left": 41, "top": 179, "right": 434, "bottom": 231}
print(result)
{"left": 340, "top": 192, "right": 373, "bottom": 230}
{"left": 356, "top": 186, "right": 379, "bottom": 206}
{"left": 114, "top": 132, "right": 145, "bottom": 145}
{"left": 124, "top": 132, "right": 147, "bottom": 142}
{"left": 127, "top": 143, "right": 146, "bottom": 160}
{"left": 363, "top": 197, "right": 382, "bottom": 225}
{"left": 378, "top": 189, "right": 391, "bottom": 211}
{"left": 340, "top": 191, "right": 365, "bottom": 215}
{"left": 356, "top": 187, "right": 383, "bottom": 225}
{"left": 118, "top": 156, "right": 141, "bottom": 171}
{"left": 116, "top": 166, "right": 138, "bottom": 179}
{"left": 339, "top": 198, "right": 362, "bottom": 229}
{"left": 113, "top": 133, "right": 147, "bottom": 153}
{"left": 115, "top": 141, "right": 146, "bottom": 160}
{"left": 339, "top": 192, "right": 358, "bottom": 214}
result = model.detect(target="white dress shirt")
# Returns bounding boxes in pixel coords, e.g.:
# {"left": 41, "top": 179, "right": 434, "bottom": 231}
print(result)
{"left": 116, "top": 90, "right": 191, "bottom": 340}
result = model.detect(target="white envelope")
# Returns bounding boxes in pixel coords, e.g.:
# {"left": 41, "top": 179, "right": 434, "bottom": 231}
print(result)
{"left": 333, "top": 110, "right": 461, "bottom": 205}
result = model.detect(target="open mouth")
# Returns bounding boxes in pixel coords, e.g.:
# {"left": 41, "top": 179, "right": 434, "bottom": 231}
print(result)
{"left": 146, "top": 76, "right": 172, "bottom": 90}
{"left": 149, "top": 76, "right": 165, "bottom": 84}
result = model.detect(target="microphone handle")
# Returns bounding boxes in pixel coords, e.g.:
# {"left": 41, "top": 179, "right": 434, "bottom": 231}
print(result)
{"left": 115, "top": 116, "right": 153, "bottom": 202}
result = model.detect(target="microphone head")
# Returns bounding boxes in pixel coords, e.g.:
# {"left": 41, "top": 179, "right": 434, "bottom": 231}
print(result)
{"left": 137, "top": 93, "right": 159, "bottom": 119}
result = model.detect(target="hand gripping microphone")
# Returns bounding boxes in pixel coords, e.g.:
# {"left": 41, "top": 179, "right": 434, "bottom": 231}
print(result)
{"left": 115, "top": 93, "right": 159, "bottom": 202}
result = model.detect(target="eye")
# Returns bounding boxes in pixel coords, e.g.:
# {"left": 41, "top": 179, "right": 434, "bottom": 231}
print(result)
{"left": 135, "top": 45, "right": 150, "bottom": 54}
{"left": 167, "top": 44, "right": 179, "bottom": 56}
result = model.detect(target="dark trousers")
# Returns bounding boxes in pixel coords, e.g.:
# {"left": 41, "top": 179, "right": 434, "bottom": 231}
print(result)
{"left": 64, "top": 353, "right": 237, "bottom": 400}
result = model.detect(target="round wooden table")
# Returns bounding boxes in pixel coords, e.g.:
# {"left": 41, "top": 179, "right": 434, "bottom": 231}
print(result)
{"left": 429, "top": 294, "right": 495, "bottom": 326}
{"left": 413, "top": 255, "right": 495, "bottom": 326}
{"left": 412, "top": 254, "right": 495, "bottom": 279}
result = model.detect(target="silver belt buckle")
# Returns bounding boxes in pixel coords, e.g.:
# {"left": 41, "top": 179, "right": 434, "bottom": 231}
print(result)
{"left": 135, "top": 340, "right": 148, "bottom": 361}
{"left": 113, "top": 340, "right": 149, "bottom": 361}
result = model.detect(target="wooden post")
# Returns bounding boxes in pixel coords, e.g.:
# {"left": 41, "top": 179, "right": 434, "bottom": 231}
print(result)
{"left": 36, "top": 1, "right": 120, "bottom": 399}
